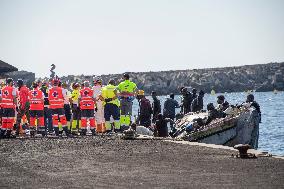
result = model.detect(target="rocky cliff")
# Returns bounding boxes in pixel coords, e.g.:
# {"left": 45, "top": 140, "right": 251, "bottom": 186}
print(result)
{"left": 44, "top": 62, "right": 284, "bottom": 95}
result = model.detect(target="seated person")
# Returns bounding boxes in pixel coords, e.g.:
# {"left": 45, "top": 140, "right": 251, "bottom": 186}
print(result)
{"left": 205, "top": 103, "right": 223, "bottom": 125}
{"left": 154, "top": 113, "right": 175, "bottom": 137}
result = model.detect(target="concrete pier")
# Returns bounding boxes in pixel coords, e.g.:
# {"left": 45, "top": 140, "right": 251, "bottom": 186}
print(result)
{"left": 0, "top": 137, "right": 283, "bottom": 188}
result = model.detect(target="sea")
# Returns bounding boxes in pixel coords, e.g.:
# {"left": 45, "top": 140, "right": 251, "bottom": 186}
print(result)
{"left": 132, "top": 91, "right": 284, "bottom": 156}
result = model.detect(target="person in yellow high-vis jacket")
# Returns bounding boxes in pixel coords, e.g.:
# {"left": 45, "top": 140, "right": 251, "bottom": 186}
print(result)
{"left": 116, "top": 73, "right": 137, "bottom": 130}
{"left": 101, "top": 79, "right": 120, "bottom": 133}
{"left": 70, "top": 83, "right": 81, "bottom": 135}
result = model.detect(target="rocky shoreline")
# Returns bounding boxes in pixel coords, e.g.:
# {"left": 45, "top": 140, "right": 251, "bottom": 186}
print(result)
{"left": 2, "top": 61, "right": 283, "bottom": 95}
{"left": 56, "top": 62, "right": 284, "bottom": 95}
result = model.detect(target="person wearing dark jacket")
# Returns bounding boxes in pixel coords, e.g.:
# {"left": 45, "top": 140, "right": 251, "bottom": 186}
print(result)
{"left": 246, "top": 94, "right": 261, "bottom": 122}
{"left": 181, "top": 88, "right": 192, "bottom": 114}
{"left": 191, "top": 90, "right": 204, "bottom": 112}
{"left": 137, "top": 90, "right": 153, "bottom": 128}
{"left": 39, "top": 80, "right": 53, "bottom": 133}
{"left": 205, "top": 103, "right": 223, "bottom": 125}
{"left": 151, "top": 91, "right": 161, "bottom": 122}
{"left": 163, "top": 93, "right": 180, "bottom": 120}
{"left": 154, "top": 113, "right": 174, "bottom": 137}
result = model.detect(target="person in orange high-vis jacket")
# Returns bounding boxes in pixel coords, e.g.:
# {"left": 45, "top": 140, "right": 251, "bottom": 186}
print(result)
{"left": 28, "top": 82, "right": 45, "bottom": 137}
{"left": 0, "top": 78, "right": 17, "bottom": 138}
{"left": 79, "top": 81, "right": 96, "bottom": 136}
{"left": 48, "top": 78, "right": 70, "bottom": 137}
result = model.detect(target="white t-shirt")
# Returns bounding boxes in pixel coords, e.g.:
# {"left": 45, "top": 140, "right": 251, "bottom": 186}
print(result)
{"left": 93, "top": 85, "right": 102, "bottom": 99}
{"left": 62, "top": 88, "right": 70, "bottom": 104}
{"left": 136, "top": 126, "right": 153, "bottom": 136}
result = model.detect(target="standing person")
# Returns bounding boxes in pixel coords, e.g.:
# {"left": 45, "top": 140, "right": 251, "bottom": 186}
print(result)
{"left": 15, "top": 79, "right": 30, "bottom": 135}
{"left": 28, "top": 82, "right": 45, "bottom": 137}
{"left": 163, "top": 93, "right": 180, "bottom": 121}
{"left": 192, "top": 88, "right": 197, "bottom": 100}
{"left": 79, "top": 81, "right": 96, "bottom": 136}
{"left": 136, "top": 90, "right": 152, "bottom": 128}
{"left": 40, "top": 80, "right": 53, "bottom": 134}
{"left": 70, "top": 83, "right": 81, "bottom": 135}
{"left": 117, "top": 73, "right": 137, "bottom": 130}
{"left": 93, "top": 79, "right": 105, "bottom": 133}
{"left": 181, "top": 88, "right": 192, "bottom": 114}
{"left": 101, "top": 79, "right": 120, "bottom": 133}
{"left": 62, "top": 82, "right": 72, "bottom": 131}
{"left": 245, "top": 94, "right": 261, "bottom": 121}
{"left": 48, "top": 78, "right": 70, "bottom": 137}
{"left": 0, "top": 78, "right": 17, "bottom": 138}
{"left": 151, "top": 91, "right": 161, "bottom": 123}
{"left": 191, "top": 90, "right": 205, "bottom": 112}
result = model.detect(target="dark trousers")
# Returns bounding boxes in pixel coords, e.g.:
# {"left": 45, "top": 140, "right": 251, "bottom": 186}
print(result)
{"left": 64, "top": 104, "right": 72, "bottom": 121}
{"left": 44, "top": 107, "right": 53, "bottom": 132}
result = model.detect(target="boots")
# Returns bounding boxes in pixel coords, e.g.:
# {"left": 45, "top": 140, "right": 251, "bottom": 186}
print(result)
{"left": 54, "top": 127, "right": 60, "bottom": 136}
{"left": 91, "top": 129, "right": 96, "bottom": 136}
{"left": 0, "top": 129, "right": 5, "bottom": 139}
{"left": 63, "top": 127, "right": 71, "bottom": 137}
{"left": 80, "top": 129, "right": 87, "bottom": 136}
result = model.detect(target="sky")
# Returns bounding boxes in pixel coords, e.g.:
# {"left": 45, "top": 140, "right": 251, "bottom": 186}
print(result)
{"left": 0, "top": 0, "right": 283, "bottom": 78}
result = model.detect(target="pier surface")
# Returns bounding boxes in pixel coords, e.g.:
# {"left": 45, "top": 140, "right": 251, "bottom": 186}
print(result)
{"left": 0, "top": 137, "right": 283, "bottom": 188}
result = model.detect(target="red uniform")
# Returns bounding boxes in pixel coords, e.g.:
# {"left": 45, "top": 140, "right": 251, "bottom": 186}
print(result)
{"left": 28, "top": 88, "right": 45, "bottom": 131}
{"left": 48, "top": 87, "right": 64, "bottom": 109}
{"left": 19, "top": 86, "right": 29, "bottom": 110}
{"left": 16, "top": 85, "right": 30, "bottom": 135}
{"left": 80, "top": 87, "right": 95, "bottom": 110}
{"left": 48, "top": 87, "right": 67, "bottom": 135}
{"left": 1, "top": 86, "right": 17, "bottom": 130}
{"left": 79, "top": 87, "right": 96, "bottom": 132}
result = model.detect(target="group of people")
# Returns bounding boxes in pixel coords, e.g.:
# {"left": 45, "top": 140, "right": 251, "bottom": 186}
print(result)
{"left": 0, "top": 71, "right": 261, "bottom": 139}
{"left": 0, "top": 73, "right": 142, "bottom": 138}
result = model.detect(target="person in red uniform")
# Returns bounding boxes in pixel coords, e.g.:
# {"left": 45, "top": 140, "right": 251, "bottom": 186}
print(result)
{"left": 48, "top": 78, "right": 70, "bottom": 137}
{"left": 28, "top": 82, "right": 45, "bottom": 137}
{"left": 79, "top": 81, "right": 96, "bottom": 136}
{"left": 16, "top": 79, "right": 30, "bottom": 135}
{"left": 0, "top": 78, "right": 17, "bottom": 138}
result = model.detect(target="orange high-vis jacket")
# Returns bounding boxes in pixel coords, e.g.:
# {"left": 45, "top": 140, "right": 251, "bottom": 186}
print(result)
{"left": 80, "top": 87, "right": 95, "bottom": 110}
{"left": 1, "top": 86, "right": 16, "bottom": 109}
{"left": 29, "top": 88, "right": 44, "bottom": 110}
{"left": 48, "top": 87, "right": 64, "bottom": 109}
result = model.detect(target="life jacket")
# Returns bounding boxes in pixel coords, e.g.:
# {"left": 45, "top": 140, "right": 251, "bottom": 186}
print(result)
{"left": 1, "top": 86, "right": 16, "bottom": 109}
{"left": 29, "top": 88, "right": 44, "bottom": 110}
{"left": 80, "top": 87, "right": 94, "bottom": 110}
{"left": 48, "top": 87, "right": 64, "bottom": 109}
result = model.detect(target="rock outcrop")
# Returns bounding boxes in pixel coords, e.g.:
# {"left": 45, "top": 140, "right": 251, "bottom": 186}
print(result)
{"left": 0, "top": 60, "right": 35, "bottom": 86}
{"left": 41, "top": 62, "right": 284, "bottom": 95}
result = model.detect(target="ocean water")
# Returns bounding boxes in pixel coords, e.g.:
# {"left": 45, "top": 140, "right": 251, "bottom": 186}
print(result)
{"left": 132, "top": 91, "right": 284, "bottom": 156}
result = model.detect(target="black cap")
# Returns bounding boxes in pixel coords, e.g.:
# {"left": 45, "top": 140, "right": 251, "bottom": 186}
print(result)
{"left": 217, "top": 95, "right": 225, "bottom": 101}
{"left": 17, "top": 79, "right": 24, "bottom": 86}
{"left": 123, "top": 73, "right": 130, "bottom": 80}
{"left": 6, "top": 78, "right": 13, "bottom": 85}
